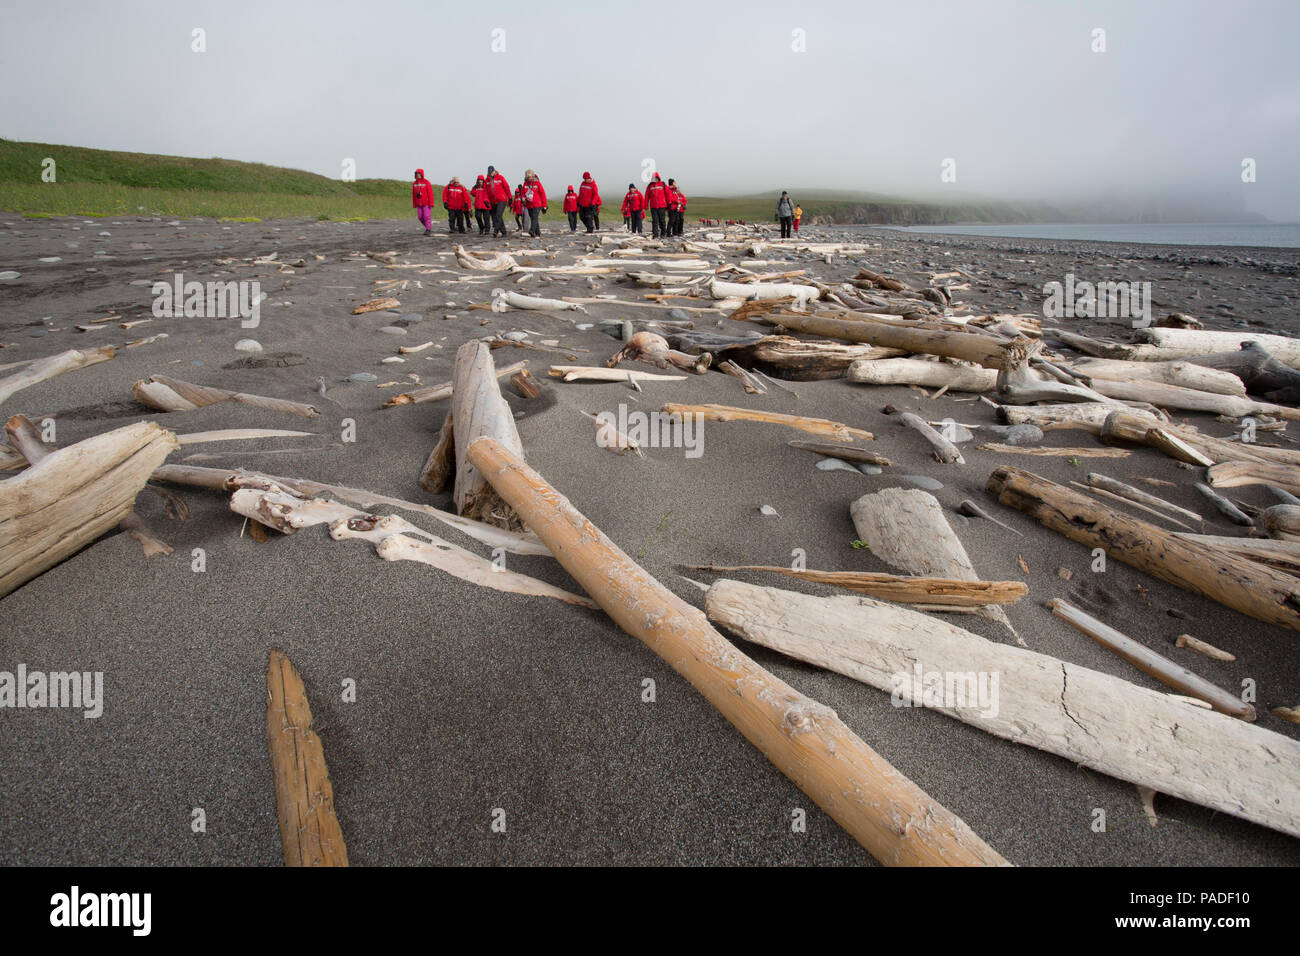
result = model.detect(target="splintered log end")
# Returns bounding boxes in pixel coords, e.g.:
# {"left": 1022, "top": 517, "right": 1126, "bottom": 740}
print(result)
{"left": 419, "top": 410, "right": 455, "bottom": 494}
{"left": 265, "top": 650, "right": 348, "bottom": 867}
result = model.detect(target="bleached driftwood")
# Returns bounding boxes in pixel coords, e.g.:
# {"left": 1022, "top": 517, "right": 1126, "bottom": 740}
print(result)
{"left": 897, "top": 411, "right": 963, "bottom": 464}
{"left": 0, "top": 346, "right": 115, "bottom": 405}
{"left": 1071, "top": 358, "right": 1246, "bottom": 396}
{"left": 133, "top": 375, "right": 319, "bottom": 419}
{"left": 685, "top": 564, "right": 1026, "bottom": 607}
{"left": 491, "top": 290, "right": 588, "bottom": 314}
{"left": 454, "top": 245, "right": 518, "bottom": 271}
{"left": 709, "top": 278, "right": 820, "bottom": 308}
{"left": 987, "top": 465, "right": 1300, "bottom": 632}
{"left": 1135, "top": 328, "right": 1300, "bottom": 368}
{"left": 350, "top": 297, "right": 401, "bottom": 314}
{"left": 848, "top": 358, "right": 996, "bottom": 392}
{"left": 704, "top": 579, "right": 1300, "bottom": 839}
{"left": 465, "top": 436, "right": 1009, "bottom": 866}
{"left": 607, "top": 331, "right": 710, "bottom": 374}
{"left": 450, "top": 342, "right": 525, "bottom": 529}
{"left": 381, "top": 360, "right": 526, "bottom": 408}
{"left": 176, "top": 428, "right": 314, "bottom": 445}
{"left": 1084, "top": 472, "right": 1202, "bottom": 522}
{"left": 266, "top": 649, "right": 349, "bottom": 866}
{"left": 231, "top": 487, "right": 594, "bottom": 607}
{"left": 1088, "top": 378, "right": 1300, "bottom": 421}
{"left": 0, "top": 421, "right": 178, "bottom": 597}
{"left": 1046, "top": 599, "right": 1254, "bottom": 719}
{"left": 850, "top": 488, "right": 1017, "bottom": 640}
{"left": 548, "top": 365, "right": 687, "bottom": 383}
{"left": 751, "top": 313, "right": 1014, "bottom": 369}
{"left": 787, "top": 440, "right": 892, "bottom": 467}
{"left": 661, "top": 403, "right": 873, "bottom": 442}
{"left": 999, "top": 403, "right": 1163, "bottom": 434}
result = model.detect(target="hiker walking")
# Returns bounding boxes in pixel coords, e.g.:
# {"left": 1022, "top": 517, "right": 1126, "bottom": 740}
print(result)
{"left": 563, "top": 185, "right": 580, "bottom": 231}
{"left": 486, "top": 165, "right": 511, "bottom": 237}
{"left": 645, "top": 172, "right": 670, "bottom": 238}
{"left": 471, "top": 175, "right": 492, "bottom": 235}
{"left": 793, "top": 203, "right": 803, "bottom": 234}
{"left": 522, "top": 169, "right": 547, "bottom": 237}
{"left": 577, "top": 172, "right": 601, "bottom": 232}
{"left": 512, "top": 185, "right": 526, "bottom": 231}
{"left": 622, "top": 183, "right": 644, "bottom": 234}
{"left": 443, "top": 176, "right": 469, "bottom": 233}
{"left": 775, "top": 191, "right": 795, "bottom": 238}
{"left": 412, "top": 169, "right": 434, "bottom": 236}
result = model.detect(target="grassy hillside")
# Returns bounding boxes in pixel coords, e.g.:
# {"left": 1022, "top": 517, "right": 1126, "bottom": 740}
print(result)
{"left": 0, "top": 139, "right": 1064, "bottom": 225}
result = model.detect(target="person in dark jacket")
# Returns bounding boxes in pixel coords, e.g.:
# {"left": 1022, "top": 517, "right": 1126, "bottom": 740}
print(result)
{"left": 775, "top": 191, "right": 795, "bottom": 238}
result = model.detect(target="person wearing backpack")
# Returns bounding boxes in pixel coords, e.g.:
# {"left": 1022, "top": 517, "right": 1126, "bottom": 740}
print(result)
{"left": 443, "top": 176, "right": 469, "bottom": 234}
{"left": 622, "top": 184, "right": 644, "bottom": 233}
{"left": 645, "top": 172, "right": 670, "bottom": 238}
{"left": 486, "top": 165, "right": 512, "bottom": 238}
{"left": 577, "top": 172, "right": 601, "bottom": 233}
{"left": 775, "top": 191, "right": 795, "bottom": 238}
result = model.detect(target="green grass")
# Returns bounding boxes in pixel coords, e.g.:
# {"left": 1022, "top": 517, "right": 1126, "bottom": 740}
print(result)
{"left": 0, "top": 138, "right": 1065, "bottom": 225}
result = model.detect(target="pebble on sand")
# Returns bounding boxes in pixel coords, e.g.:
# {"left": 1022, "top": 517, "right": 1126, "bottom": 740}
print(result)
{"left": 234, "top": 339, "right": 262, "bottom": 352}
{"left": 0, "top": 271, "right": 20, "bottom": 280}
{"left": 903, "top": 475, "right": 944, "bottom": 491}
{"left": 378, "top": 326, "right": 407, "bottom": 335}
{"left": 346, "top": 372, "right": 378, "bottom": 382}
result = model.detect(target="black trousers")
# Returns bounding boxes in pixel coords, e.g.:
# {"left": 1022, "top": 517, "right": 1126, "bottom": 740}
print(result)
{"left": 578, "top": 206, "right": 593, "bottom": 232}
{"left": 593, "top": 208, "right": 600, "bottom": 230}
{"left": 492, "top": 202, "right": 507, "bottom": 236}
{"left": 779, "top": 216, "right": 792, "bottom": 238}
{"left": 529, "top": 207, "right": 541, "bottom": 236}
{"left": 515, "top": 213, "right": 524, "bottom": 229}
{"left": 567, "top": 211, "right": 578, "bottom": 231}
{"left": 630, "top": 211, "right": 643, "bottom": 233}
{"left": 650, "top": 207, "right": 667, "bottom": 237}
{"left": 472, "top": 209, "right": 486, "bottom": 233}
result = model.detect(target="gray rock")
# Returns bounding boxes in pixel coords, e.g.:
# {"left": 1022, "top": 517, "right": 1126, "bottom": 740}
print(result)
{"left": 346, "top": 372, "right": 378, "bottom": 383}
{"left": 38, "top": 256, "right": 62, "bottom": 263}
{"left": 377, "top": 326, "right": 407, "bottom": 335}
{"left": 857, "top": 464, "right": 883, "bottom": 476}
{"left": 502, "top": 330, "right": 529, "bottom": 341}
{"left": 28, "top": 329, "right": 47, "bottom": 337}
{"left": 985, "top": 423, "right": 1044, "bottom": 446}
{"left": 0, "top": 271, "right": 20, "bottom": 280}
{"left": 816, "top": 458, "right": 864, "bottom": 474}
{"left": 902, "top": 474, "right": 944, "bottom": 491}
{"left": 401, "top": 312, "right": 424, "bottom": 323}
{"left": 233, "top": 339, "right": 262, "bottom": 352}
{"left": 668, "top": 308, "right": 692, "bottom": 321}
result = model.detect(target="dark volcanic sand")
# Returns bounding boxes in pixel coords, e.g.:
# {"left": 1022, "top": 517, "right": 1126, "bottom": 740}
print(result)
{"left": 0, "top": 212, "right": 1297, "bottom": 866}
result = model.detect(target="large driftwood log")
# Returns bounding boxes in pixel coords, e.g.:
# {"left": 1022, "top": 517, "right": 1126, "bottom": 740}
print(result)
{"left": 607, "top": 331, "right": 710, "bottom": 374}
{"left": 675, "top": 334, "right": 904, "bottom": 381}
{"left": 788, "top": 440, "right": 891, "bottom": 467}
{"left": 850, "top": 488, "right": 1016, "bottom": 640}
{"left": 450, "top": 342, "right": 525, "bottom": 530}
{"left": 548, "top": 365, "right": 686, "bottom": 384}
{"left": 1071, "top": 357, "right": 1246, "bottom": 396}
{"left": 0, "top": 346, "right": 115, "bottom": 405}
{"left": 1187, "top": 342, "right": 1300, "bottom": 404}
{"left": 1087, "top": 378, "right": 1300, "bottom": 421}
{"left": 1046, "top": 599, "right": 1254, "bottom": 719}
{"left": 1134, "top": 327, "right": 1300, "bottom": 368}
{"left": 1206, "top": 460, "right": 1300, "bottom": 495}
{"left": 133, "top": 375, "right": 319, "bottom": 418}
{"left": 999, "top": 403, "right": 1164, "bottom": 434}
{"left": 661, "top": 403, "right": 873, "bottom": 442}
{"left": 1100, "top": 410, "right": 1300, "bottom": 466}
{"left": 0, "top": 421, "right": 178, "bottom": 597}
{"left": 465, "top": 435, "right": 1009, "bottom": 866}
{"left": 1085, "top": 472, "right": 1203, "bottom": 522}
{"left": 897, "top": 411, "right": 964, "bottom": 464}
{"left": 986, "top": 465, "right": 1300, "bottom": 632}
{"left": 747, "top": 313, "right": 1014, "bottom": 368}
{"left": 704, "top": 579, "right": 1300, "bottom": 838}
{"left": 418, "top": 409, "right": 455, "bottom": 494}
{"left": 266, "top": 650, "right": 349, "bottom": 866}
{"left": 848, "top": 358, "right": 996, "bottom": 392}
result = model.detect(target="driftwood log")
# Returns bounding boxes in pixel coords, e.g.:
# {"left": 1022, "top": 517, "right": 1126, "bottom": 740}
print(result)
{"left": 787, "top": 440, "right": 891, "bottom": 467}
{"left": 1187, "top": 342, "right": 1300, "bottom": 404}
{"left": 266, "top": 650, "right": 349, "bottom": 866}
{"left": 450, "top": 342, "right": 525, "bottom": 529}
{"left": 849, "top": 358, "right": 996, "bottom": 392}
{"left": 1071, "top": 357, "right": 1246, "bottom": 396}
{"left": 746, "top": 312, "right": 1014, "bottom": 368}
{"left": 382, "top": 361, "right": 527, "bottom": 408}
{"left": 704, "top": 579, "right": 1300, "bottom": 838}
{"left": 986, "top": 465, "right": 1300, "bottom": 632}
{"left": 134, "top": 375, "right": 319, "bottom": 418}
{"left": 0, "top": 346, "right": 115, "bottom": 405}
{"left": 661, "top": 403, "right": 872, "bottom": 442}
{"left": 686, "top": 564, "right": 1026, "bottom": 607}
{"left": 0, "top": 420, "right": 178, "bottom": 598}
{"left": 464, "top": 435, "right": 1009, "bottom": 866}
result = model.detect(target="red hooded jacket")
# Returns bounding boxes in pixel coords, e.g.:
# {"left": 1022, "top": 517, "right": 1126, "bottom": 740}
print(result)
{"left": 622, "top": 189, "right": 644, "bottom": 216}
{"left": 471, "top": 178, "right": 491, "bottom": 210}
{"left": 563, "top": 189, "right": 579, "bottom": 212}
{"left": 523, "top": 178, "right": 547, "bottom": 210}
{"left": 443, "top": 182, "right": 468, "bottom": 210}
{"left": 577, "top": 175, "right": 601, "bottom": 208}
{"left": 676, "top": 192, "right": 687, "bottom": 211}
{"left": 412, "top": 172, "right": 434, "bottom": 208}
{"left": 645, "top": 176, "right": 669, "bottom": 209}
{"left": 511, "top": 191, "right": 524, "bottom": 215}
{"left": 487, "top": 172, "right": 511, "bottom": 204}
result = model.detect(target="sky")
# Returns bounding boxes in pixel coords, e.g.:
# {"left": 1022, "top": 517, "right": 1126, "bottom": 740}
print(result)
{"left": 1, "top": 0, "right": 1297, "bottom": 219}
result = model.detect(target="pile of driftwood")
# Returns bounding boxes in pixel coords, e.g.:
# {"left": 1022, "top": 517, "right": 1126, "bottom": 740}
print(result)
{"left": 7, "top": 228, "right": 1300, "bottom": 867}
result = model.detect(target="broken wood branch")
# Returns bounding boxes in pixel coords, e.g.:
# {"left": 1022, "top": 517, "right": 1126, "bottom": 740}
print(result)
{"left": 685, "top": 564, "right": 1027, "bottom": 607}
{"left": 661, "top": 403, "right": 873, "bottom": 443}
{"left": 133, "top": 375, "right": 319, "bottom": 419}
{"left": 0, "top": 346, "right": 115, "bottom": 406}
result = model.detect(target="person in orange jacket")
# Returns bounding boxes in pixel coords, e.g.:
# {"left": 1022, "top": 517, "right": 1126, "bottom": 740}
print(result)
{"left": 622, "top": 183, "right": 644, "bottom": 234}
{"left": 644, "top": 172, "right": 670, "bottom": 238}
{"left": 412, "top": 169, "right": 435, "bottom": 236}
{"left": 443, "top": 176, "right": 469, "bottom": 234}
{"left": 522, "top": 169, "right": 547, "bottom": 237}
{"left": 512, "top": 186, "right": 526, "bottom": 231}
{"left": 471, "top": 175, "right": 492, "bottom": 235}
{"left": 562, "top": 185, "right": 580, "bottom": 232}
{"left": 577, "top": 172, "right": 601, "bottom": 233}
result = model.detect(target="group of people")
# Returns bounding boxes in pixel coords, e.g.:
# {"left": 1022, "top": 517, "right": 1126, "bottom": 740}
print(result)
{"left": 414, "top": 167, "right": 795, "bottom": 239}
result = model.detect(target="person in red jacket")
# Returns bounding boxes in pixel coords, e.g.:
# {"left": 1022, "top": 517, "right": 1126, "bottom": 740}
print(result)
{"left": 577, "top": 172, "right": 601, "bottom": 233}
{"left": 511, "top": 186, "right": 526, "bottom": 232}
{"left": 522, "top": 170, "right": 547, "bottom": 237}
{"left": 412, "top": 169, "right": 435, "bottom": 236}
{"left": 471, "top": 175, "right": 492, "bottom": 235}
{"left": 622, "top": 183, "right": 644, "bottom": 234}
{"left": 674, "top": 189, "right": 687, "bottom": 236}
{"left": 644, "top": 172, "right": 670, "bottom": 238}
{"left": 443, "top": 176, "right": 469, "bottom": 234}
{"left": 667, "top": 178, "right": 687, "bottom": 237}
{"left": 562, "top": 185, "right": 579, "bottom": 232}
{"left": 485, "top": 165, "right": 511, "bottom": 238}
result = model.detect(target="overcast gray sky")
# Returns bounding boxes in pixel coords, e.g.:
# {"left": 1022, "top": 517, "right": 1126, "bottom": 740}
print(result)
{"left": 2, "top": 0, "right": 1296, "bottom": 218}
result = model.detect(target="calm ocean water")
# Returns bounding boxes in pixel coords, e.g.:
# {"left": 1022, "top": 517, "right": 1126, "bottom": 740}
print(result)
{"left": 884, "top": 222, "right": 1300, "bottom": 249}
